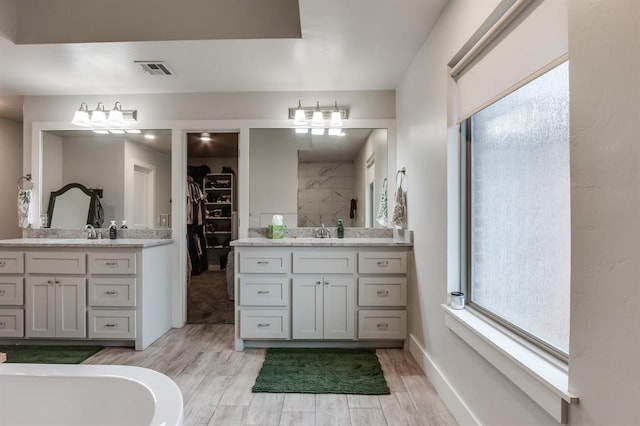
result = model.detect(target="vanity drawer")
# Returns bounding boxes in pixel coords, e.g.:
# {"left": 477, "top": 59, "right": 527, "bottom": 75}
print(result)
{"left": 240, "top": 309, "right": 289, "bottom": 339}
{"left": 0, "top": 277, "right": 24, "bottom": 305}
{"left": 88, "top": 309, "right": 136, "bottom": 339}
{"left": 293, "top": 251, "right": 356, "bottom": 274}
{"left": 26, "top": 252, "right": 86, "bottom": 275}
{"left": 240, "top": 277, "right": 289, "bottom": 306}
{"left": 358, "top": 310, "right": 407, "bottom": 340}
{"left": 88, "top": 278, "right": 136, "bottom": 307}
{"left": 0, "top": 252, "right": 24, "bottom": 274}
{"left": 239, "top": 251, "right": 290, "bottom": 274}
{"left": 358, "top": 277, "right": 407, "bottom": 307}
{"left": 88, "top": 252, "right": 136, "bottom": 275}
{"left": 358, "top": 251, "right": 407, "bottom": 274}
{"left": 0, "top": 308, "right": 24, "bottom": 337}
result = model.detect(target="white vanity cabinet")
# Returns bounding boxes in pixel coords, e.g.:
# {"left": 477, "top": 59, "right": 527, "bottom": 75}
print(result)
{"left": 233, "top": 241, "right": 411, "bottom": 350}
{"left": 292, "top": 276, "right": 355, "bottom": 339}
{"left": 0, "top": 240, "right": 173, "bottom": 350}
{"left": 0, "top": 252, "right": 25, "bottom": 337}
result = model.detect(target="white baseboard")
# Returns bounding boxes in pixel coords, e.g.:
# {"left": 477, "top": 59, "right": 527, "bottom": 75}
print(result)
{"left": 408, "top": 333, "right": 480, "bottom": 426}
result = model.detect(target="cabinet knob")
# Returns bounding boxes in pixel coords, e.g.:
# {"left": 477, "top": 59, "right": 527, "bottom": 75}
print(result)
{"left": 376, "top": 260, "right": 389, "bottom": 267}
{"left": 47, "top": 280, "right": 54, "bottom": 285}
{"left": 0, "top": 322, "right": 5, "bottom": 328}
{"left": 324, "top": 281, "right": 329, "bottom": 286}
{"left": 316, "top": 281, "right": 322, "bottom": 285}
{"left": 0, "top": 289, "right": 5, "bottom": 296}
{"left": 377, "top": 290, "right": 389, "bottom": 297}
{"left": 0, "top": 260, "right": 5, "bottom": 267}
{"left": 55, "top": 280, "right": 60, "bottom": 284}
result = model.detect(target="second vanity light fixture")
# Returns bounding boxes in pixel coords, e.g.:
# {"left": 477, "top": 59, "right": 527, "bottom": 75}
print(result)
{"left": 289, "top": 101, "right": 348, "bottom": 135}
{"left": 71, "top": 102, "right": 138, "bottom": 127}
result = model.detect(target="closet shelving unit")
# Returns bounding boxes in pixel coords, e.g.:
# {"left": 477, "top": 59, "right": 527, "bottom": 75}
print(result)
{"left": 203, "top": 173, "right": 234, "bottom": 249}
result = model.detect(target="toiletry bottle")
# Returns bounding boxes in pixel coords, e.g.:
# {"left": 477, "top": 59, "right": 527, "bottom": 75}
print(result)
{"left": 337, "top": 219, "right": 344, "bottom": 238}
{"left": 109, "top": 221, "right": 117, "bottom": 239}
{"left": 120, "top": 220, "right": 128, "bottom": 229}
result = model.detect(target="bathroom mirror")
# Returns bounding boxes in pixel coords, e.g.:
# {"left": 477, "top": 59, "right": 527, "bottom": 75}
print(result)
{"left": 41, "top": 129, "right": 172, "bottom": 228}
{"left": 249, "top": 128, "right": 388, "bottom": 228}
{"left": 46, "top": 182, "right": 102, "bottom": 229}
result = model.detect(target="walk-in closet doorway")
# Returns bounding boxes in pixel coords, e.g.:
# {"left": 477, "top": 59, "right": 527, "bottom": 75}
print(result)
{"left": 186, "top": 132, "right": 239, "bottom": 324}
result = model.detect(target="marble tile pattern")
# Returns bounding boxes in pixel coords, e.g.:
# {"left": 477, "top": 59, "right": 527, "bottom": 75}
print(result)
{"left": 0, "top": 238, "right": 173, "bottom": 248}
{"left": 240, "top": 227, "right": 412, "bottom": 247}
{"left": 298, "top": 162, "right": 355, "bottom": 227}
{"left": 25, "top": 228, "right": 172, "bottom": 240}
{"left": 248, "top": 227, "right": 396, "bottom": 239}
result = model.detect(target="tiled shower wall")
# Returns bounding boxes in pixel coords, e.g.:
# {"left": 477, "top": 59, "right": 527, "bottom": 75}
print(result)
{"left": 298, "top": 162, "right": 354, "bottom": 227}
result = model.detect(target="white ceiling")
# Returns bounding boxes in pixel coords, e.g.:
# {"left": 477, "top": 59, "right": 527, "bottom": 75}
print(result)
{"left": 0, "top": 0, "right": 448, "bottom": 120}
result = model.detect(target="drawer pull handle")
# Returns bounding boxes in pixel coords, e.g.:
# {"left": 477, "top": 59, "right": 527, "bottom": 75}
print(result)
{"left": 0, "top": 261, "right": 5, "bottom": 267}
{"left": 377, "top": 323, "right": 389, "bottom": 330}
{"left": 376, "top": 260, "right": 389, "bottom": 267}
{"left": 105, "top": 262, "right": 118, "bottom": 267}
{"left": 0, "top": 289, "right": 5, "bottom": 296}
{"left": 105, "top": 290, "right": 119, "bottom": 296}
{"left": 105, "top": 323, "right": 118, "bottom": 328}
{"left": 257, "top": 290, "right": 270, "bottom": 294}
{"left": 0, "top": 322, "right": 5, "bottom": 328}
{"left": 377, "top": 290, "right": 389, "bottom": 297}
{"left": 257, "top": 260, "right": 270, "bottom": 265}
{"left": 257, "top": 323, "right": 270, "bottom": 327}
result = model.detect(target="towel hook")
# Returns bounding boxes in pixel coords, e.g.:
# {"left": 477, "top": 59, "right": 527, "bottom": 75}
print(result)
{"left": 17, "top": 174, "right": 33, "bottom": 191}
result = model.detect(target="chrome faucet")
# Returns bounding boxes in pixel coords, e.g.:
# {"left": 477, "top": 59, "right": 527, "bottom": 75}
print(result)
{"left": 315, "top": 223, "right": 331, "bottom": 238}
{"left": 84, "top": 224, "right": 98, "bottom": 239}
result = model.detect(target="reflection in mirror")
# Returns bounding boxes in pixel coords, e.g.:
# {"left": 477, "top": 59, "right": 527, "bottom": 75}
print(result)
{"left": 249, "top": 128, "right": 388, "bottom": 228}
{"left": 46, "top": 182, "right": 102, "bottom": 229}
{"left": 41, "top": 130, "right": 172, "bottom": 228}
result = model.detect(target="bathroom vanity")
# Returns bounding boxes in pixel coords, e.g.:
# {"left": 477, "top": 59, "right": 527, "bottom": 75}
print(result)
{"left": 0, "top": 238, "right": 173, "bottom": 350}
{"left": 232, "top": 236, "right": 412, "bottom": 351}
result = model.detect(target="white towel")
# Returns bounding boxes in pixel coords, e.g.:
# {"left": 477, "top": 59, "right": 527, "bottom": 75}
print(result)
{"left": 18, "top": 189, "right": 32, "bottom": 228}
{"left": 376, "top": 178, "right": 388, "bottom": 226}
{"left": 391, "top": 172, "right": 407, "bottom": 229}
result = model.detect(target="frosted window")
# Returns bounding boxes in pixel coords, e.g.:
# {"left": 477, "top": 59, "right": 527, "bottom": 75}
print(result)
{"left": 469, "top": 62, "right": 570, "bottom": 354}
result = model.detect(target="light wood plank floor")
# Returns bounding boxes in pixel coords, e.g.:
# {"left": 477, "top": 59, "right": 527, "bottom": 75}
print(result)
{"left": 84, "top": 324, "right": 457, "bottom": 426}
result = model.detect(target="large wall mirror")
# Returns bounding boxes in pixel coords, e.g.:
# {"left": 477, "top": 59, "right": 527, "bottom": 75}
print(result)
{"left": 249, "top": 128, "right": 388, "bottom": 228}
{"left": 41, "top": 129, "right": 172, "bottom": 229}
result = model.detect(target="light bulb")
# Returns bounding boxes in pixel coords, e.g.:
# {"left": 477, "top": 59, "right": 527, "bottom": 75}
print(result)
{"left": 311, "top": 101, "right": 324, "bottom": 127}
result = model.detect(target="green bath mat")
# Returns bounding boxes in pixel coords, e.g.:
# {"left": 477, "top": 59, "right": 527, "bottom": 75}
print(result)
{"left": 252, "top": 348, "right": 390, "bottom": 395}
{"left": 0, "top": 345, "right": 104, "bottom": 364}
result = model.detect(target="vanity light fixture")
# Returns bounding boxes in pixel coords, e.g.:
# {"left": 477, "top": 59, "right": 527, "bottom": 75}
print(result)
{"left": 144, "top": 134, "right": 156, "bottom": 140}
{"left": 289, "top": 101, "right": 348, "bottom": 128}
{"left": 71, "top": 101, "right": 138, "bottom": 128}
{"left": 92, "top": 130, "right": 109, "bottom": 134}
{"left": 200, "top": 132, "right": 212, "bottom": 142}
{"left": 125, "top": 129, "right": 141, "bottom": 134}
{"left": 109, "top": 129, "right": 125, "bottom": 134}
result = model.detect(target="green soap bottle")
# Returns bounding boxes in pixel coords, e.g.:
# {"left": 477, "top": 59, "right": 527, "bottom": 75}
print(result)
{"left": 337, "top": 219, "right": 344, "bottom": 238}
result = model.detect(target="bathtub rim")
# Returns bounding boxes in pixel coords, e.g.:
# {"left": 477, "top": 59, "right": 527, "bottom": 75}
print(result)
{"left": 0, "top": 363, "right": 184, "bottom": 426}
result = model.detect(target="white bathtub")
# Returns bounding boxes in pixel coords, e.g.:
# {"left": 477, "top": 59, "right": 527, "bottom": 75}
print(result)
{"left": 0, "top": 363, "right": 183, "bottom": 426}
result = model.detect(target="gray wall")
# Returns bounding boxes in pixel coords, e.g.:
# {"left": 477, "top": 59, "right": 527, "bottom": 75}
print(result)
{"left": 0, "top": 117, "right": 23, "bottom": 238}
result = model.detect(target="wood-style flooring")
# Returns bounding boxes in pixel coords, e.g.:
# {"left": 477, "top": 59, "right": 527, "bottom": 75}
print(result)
{"left": 84, "top": 324, "right": 457, "bottom": 426}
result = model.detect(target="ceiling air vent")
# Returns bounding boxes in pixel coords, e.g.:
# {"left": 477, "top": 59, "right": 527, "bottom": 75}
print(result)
{"left": 135, "top": 61, "right": 175, "bottom": 76}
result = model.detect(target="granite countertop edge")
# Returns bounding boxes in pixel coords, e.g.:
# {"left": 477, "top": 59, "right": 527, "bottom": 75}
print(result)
{"left": 0, "top": 238, "right": 174, "bottom": 248}
{"left": 230, "top": 237, "right": 412, "bottom": 247}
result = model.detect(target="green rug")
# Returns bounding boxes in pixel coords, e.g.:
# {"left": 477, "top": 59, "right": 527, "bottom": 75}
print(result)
{"left": 0, "top": 345, "right": 104, "bottom": 364}
{"left": 252, "top": 348, "right": 390, "bottom": 395}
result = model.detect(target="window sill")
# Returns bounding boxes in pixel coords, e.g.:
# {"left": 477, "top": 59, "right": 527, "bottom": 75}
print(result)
{"left": 442, "top": 305, "right": 578, "bottom": 423}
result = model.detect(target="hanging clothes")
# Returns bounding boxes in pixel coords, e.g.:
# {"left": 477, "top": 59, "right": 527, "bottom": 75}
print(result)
{"left": 391, "top": 170, "right": 408, "bottom": 229}
{"left": 376, "top": 178, "right": 388, "bottom": 226}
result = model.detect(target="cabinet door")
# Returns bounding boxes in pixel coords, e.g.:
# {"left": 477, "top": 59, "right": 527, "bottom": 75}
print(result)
{"left": 25, "top": 277, "right": 56, "bottom": 338}
{"left": 292, "top": 277, "right": 323, "bottom": 339}
{"left": 323, "top": 277, "right": 355, "bottom": 339}
{"left": 56, "top": 277, "right": 86, "bottom": 338}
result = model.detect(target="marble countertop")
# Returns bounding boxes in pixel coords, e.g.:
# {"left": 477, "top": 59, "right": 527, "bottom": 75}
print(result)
{"left": 0, "top": 238, "right": 173, "bottom": 248}
{"left": 231, "top": 237, "right": 412, "bottom": 247}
